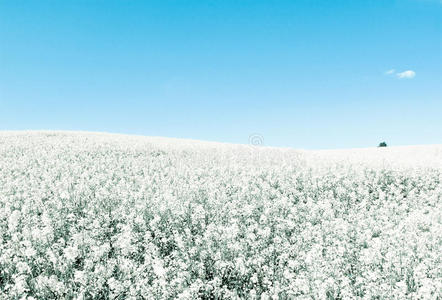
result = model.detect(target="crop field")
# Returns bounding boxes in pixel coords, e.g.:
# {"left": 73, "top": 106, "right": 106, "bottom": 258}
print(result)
{"left": 0, "top": 131, "right": 441, "bottom": 299}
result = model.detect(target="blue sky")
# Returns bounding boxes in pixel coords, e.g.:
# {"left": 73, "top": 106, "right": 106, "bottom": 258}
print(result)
{"left": 0, "top": 0, "right": 441, "bottom": 149}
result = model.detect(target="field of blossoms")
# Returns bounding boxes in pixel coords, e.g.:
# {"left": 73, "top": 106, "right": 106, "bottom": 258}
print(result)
{"left": 0, "top": 131, "right": 441, "bottom": 299}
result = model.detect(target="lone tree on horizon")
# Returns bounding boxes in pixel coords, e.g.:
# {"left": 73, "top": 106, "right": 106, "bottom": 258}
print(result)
{"left": 378, "top": 141, "right": 387, "bottom": 147}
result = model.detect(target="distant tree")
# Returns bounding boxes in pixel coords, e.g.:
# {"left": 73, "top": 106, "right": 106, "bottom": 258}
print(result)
{"left": 378, "top": 141, "right": 387, "bottom": 147}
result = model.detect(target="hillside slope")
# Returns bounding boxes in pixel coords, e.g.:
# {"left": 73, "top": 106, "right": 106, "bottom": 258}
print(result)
{"left": 1, "top": 131, "right": 441, "bottom": 299}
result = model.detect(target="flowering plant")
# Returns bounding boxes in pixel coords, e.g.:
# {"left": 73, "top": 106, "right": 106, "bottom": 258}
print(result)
{"left": 0, "top": 132, "right": 441, "bottom": 299}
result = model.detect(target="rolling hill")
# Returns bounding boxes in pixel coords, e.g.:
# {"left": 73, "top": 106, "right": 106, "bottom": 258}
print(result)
{"left": 0, "top": 131, "right": 441, "bottom": 299}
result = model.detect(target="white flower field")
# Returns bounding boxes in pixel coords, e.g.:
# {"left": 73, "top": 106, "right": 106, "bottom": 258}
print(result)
{"left": 0, "top": 131, "right": 441, "bottom": 299}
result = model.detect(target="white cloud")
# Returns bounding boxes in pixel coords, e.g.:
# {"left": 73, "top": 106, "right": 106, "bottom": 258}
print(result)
{"left": 396, "top": 70, "right": 416, "bottom": 79}
{"left": 385, "top": 69, "right": 395, "bottom": 75}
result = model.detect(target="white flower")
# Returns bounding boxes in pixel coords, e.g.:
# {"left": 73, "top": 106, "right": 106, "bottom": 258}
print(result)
{"left": 13, "top": 274, "right": 28, "bottom": 295}
{"left": 60, "top": 191, "right": 70, "bottom": 200}
{"left": 152, "top": 261, "right": 166, "bottom": 278}
{"left": 74, "top": 270, "right": 86, "bottom": 285}
{"left": 16, "top": 262, "right": 30, "bottom": 274}
{"left": 63, "top": 246, "right": 79, "bottom": 261}
{"left": 8, "top": 210, "right": 21, "bottom": 231}
{"left": 24, "top": 247, "right": 36, "bottom": 258}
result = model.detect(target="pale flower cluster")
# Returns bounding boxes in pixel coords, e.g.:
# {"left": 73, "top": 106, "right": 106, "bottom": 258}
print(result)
{"left": 0, "top": 131, "right": 441, "bottom": 299}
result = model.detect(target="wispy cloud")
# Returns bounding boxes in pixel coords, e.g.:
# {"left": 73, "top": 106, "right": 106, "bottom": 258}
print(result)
{"left": 385, "top": 69, "right": 416, "bottom": 79}
{"left": 396, "top": 70, "right": 416, "bottom": 79}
